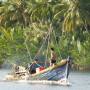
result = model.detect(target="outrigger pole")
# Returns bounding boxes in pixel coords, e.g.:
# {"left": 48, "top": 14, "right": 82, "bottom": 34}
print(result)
{"left": 66, "top": 56, "right": 71, "bottom": 79}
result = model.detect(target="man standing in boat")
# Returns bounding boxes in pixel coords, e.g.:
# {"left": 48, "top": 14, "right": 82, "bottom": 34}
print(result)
{"left": 50, "top": 47, "right": 57, "bottom": 66}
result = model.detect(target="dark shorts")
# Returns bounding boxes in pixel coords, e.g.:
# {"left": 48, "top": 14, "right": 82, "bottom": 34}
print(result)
{"left": 51, "top": 60, "right": 56, "bottom": 64}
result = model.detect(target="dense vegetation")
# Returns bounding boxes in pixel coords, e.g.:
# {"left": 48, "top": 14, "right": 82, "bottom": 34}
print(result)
{"left": 0, "top": 0, "right": 90, "bottom": 70}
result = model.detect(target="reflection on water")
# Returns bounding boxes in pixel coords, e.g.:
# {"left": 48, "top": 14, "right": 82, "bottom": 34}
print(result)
{"left": 0, "top": 69, "right": 90, "bottom": 90}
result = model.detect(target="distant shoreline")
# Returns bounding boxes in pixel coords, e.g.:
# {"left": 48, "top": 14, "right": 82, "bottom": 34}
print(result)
{"left": 71, "top": 64, "right": 90, "bottom": 71}
{"left": 0, "top": 63, "right": 90, "bottom": 71}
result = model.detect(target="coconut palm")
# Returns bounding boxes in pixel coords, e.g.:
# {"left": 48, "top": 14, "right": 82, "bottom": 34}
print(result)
{"left": 62, "top": 0, "right": 90, "bottom": 32}
{"left": 0, "top": 0, "right": 30, "bottom": 27}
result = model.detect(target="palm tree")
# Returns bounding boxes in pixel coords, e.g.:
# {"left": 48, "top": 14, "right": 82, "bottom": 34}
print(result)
{"left": 62, "top": 0, "right": 90, "bottom": 32}
{"left": 0, "top": 0, "right": 30, "bottom": 27}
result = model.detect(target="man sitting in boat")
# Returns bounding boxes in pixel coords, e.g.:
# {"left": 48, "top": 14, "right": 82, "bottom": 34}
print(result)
{"left": 28, "top": 59, "right": 42, "bottom": 74}
{"left": 50, "top": 47, "right": 57, "bottom": 66}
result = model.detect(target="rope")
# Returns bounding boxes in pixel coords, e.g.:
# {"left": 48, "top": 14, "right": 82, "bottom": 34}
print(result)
{"left": 33, "top": 29, "right": 51, "bottom": 60}
{"left": 44, "top": 25, "right": 52, "bottom": 67}
{"left": 52, "top": 29, "right": 61, "bottom": 59}
{"left": 32, "top": 24, "right": 61, "bottom": 67}
{"left": 24, "top": 40, "right": 32, "bottom": 62}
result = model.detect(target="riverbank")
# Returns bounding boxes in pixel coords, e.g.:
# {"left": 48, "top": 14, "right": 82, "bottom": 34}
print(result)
{"left": 0, "top": 61, "right": 4, "bottom": 68}
{"left": 72, "top": 64, "right": 90, "bottom": 71}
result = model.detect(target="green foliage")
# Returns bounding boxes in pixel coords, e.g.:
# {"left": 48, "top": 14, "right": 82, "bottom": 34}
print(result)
{"left": 0, "top": 0, "right": 90, "bottom": 69}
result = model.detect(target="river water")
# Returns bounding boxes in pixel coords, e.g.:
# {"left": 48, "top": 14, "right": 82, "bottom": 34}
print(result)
{"left": 0, "top": 69, "right": 90, "bottom": 90}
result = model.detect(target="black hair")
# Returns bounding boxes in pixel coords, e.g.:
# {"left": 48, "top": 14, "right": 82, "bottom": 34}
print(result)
{"left": 51, "top": 47, "right": 54, "bottom": 51}
{"left": 35, "top": 58, "right": 38, "bottom": 61}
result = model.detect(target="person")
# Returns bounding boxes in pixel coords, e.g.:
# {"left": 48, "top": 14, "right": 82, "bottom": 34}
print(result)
{"left": 28, "top": 59, "right": 40, "bottom": 74}
{"left": 50, "top": 47, "right": 57, "bottom": 66}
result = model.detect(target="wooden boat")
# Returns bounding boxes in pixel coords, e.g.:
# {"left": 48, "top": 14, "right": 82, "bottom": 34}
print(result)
{"left": 4, "top": 59, "right": 70, "bottom": 85}
{"left": 3, "top": 59, "right": 71, "bottom": 85}
{"left": 28, "top": 59, "right": 70, "bottom": 81}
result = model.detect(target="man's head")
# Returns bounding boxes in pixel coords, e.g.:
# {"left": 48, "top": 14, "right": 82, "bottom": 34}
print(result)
{"left": 34, "top": 59, "right": 38, "bottom": 63}
{"left": 51, "top": 47, "right": 54, "bottom": 51}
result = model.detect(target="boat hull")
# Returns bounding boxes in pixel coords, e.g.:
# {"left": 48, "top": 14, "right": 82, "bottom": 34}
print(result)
{"left": 29, "top": 60, "right": 68, "bottom": 81}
